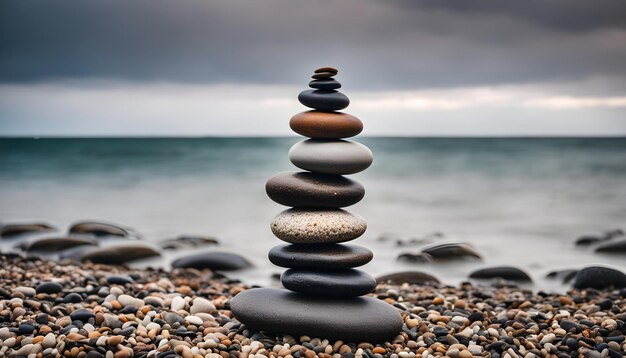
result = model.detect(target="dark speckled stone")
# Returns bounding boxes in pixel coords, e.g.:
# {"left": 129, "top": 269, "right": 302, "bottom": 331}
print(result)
{"left": 266, "top": 172, "right": 364, "bottom": 208}
{"left": 281, "top": 268, "right": 376, "bottom": 296}
{"left": 230, "top": 287, "right": 402, "bottom": 342}
{"left": 269, "top": 243, "right": 373, "bottom": 269}
{"left": 298, "top": 90, "right": 349, "bottom": 111}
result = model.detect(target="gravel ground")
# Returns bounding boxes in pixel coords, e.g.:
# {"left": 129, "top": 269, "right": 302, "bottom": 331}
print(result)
{"left": 0, "top": 254, "right": 624, "bottom": 358}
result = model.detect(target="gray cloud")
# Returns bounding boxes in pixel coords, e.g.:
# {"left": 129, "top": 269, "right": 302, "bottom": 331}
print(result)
{"left": 1, "top": 0, "right": 625, "bottom": 90}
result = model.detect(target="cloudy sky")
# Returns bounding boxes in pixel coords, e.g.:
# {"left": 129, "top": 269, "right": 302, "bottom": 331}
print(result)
{"left": 1, "top": 0, "right": 625, "bottom": 136}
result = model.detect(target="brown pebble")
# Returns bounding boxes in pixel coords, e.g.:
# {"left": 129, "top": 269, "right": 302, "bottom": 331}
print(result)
{"left": 289, "top": 111, "right": 363, "bottom": 139}
{"left": 107, "top": 335, "right": 124, "bottom": 346}
{"left": 433, "top": 297, "right": 444, "bottom": 305}
{"left": 373, "top": 347, "right": 386, "bottom": 354}
{"left": 314, "top": 67, "right": 338, "bottom": 74}
{"left": 311, "top": 72, "right": 335, "bottom": 80}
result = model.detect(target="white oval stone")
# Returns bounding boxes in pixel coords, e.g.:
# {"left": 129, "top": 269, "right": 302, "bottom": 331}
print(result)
{"left": 288, "top": 139, "right": 373, "bottom": 175}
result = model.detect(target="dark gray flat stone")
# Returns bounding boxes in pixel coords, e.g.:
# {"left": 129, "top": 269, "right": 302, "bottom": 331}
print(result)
{"left": 69, "top": 221, "right": 128, "bottom": 237}
{"left": 1, "top": 223, "right": 55, "bottom": 239}
{"left": 421, "top": 242, "right": 482, "bottom": 261}
{"left": 266, "top": 172, "right": 364, "bottom": 208}
{"left": 27, "top": 236, "right": 98, "bottom": 252}
{"left": 269, "top": 243, "right": 373, "bottom": 269}
{"left": 469, "top": 266, "right": 532, "bottom": 282}
{"left": 281, "top": 268, "right": 376, "bottom": 296}
{"left": 79, "top": 244, "right": 160, "bottom": 264}
{"left": 595, "top": 239, "right": 626, "bottom": 253}
{"left": 298, "top": 89, "right": 349, "bottom": 111}
{"left": 171, "top": 251, "right": 252, "bottom": 271}
{"left": 230, "top": 287, "right": 402, "bottom": 342}
{"left": 309, "top": 79, "right": 341, "bottom": 90}
{"left": 573, "top": 266, "right": 626, "bottom": 289}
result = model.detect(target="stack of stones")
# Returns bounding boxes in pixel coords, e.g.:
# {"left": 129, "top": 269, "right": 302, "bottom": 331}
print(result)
{"left": 231, "top": 67, "right": 402, "bottom": 343}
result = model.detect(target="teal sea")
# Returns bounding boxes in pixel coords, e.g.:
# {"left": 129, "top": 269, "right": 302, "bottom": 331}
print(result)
{"left": 1, "top": 137, "right": 625, "bottom": 290}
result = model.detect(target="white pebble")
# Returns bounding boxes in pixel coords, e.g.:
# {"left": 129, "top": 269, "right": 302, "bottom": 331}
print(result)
{"left": 15, "top": 287, "right": 36, "bottom": 297}
{"left": 171, "top": 296, "right": 186, "bottom": 311}
{"left": 42, "top": 333, "right": 56, "bottom": 349}
{"left": 190, "top": 297, "right": 216, "bottom": 314}
{"left": 184, "top": 315, "right": 203, "bottom": 325}
{"left": 117, "top": 294, "right": 144, "bottom": 307}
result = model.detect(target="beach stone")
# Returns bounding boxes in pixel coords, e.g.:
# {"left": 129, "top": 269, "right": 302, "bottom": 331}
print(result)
{"left": 397, "top": 252, "right": 434, "bottom": 263}
{"left": 190, "top": 297, "right": 216, "bottom": 314}
{"left": 26, "top": 236, "right": 98, "bottom": 252}
{"left": 290, "top": 111, "right": 363, "bottom": 139}
{"left": 573, "top": 266, "right": 626, "bottom": 289}
{"left": 575, "top": 235, "right": 605, "bottom": 246}
{"left": 281, "top": 269, "right": 376, "bottom": 296}
{"left": 78, "top": 244, "right": 160, "bottom": 264}
{"left": 314, "top": 66, "right": 338, "bottom": 74}
{"left": 160, "top": 235, "right": 219, "bottom": 250}
{"left": 230, "top": 287, "right": 402, "bottom": 342}
{"left": 469, "top": 266, "right": 532, "bottom": 282}
{"left": 546, "top": 269, "right": 579, "bottom": 284}
{"left": 106, "top": 276, "right": 133, "bottom": 285}
{"left": 171, "top": 252, "right": 252, "bottom": 271}
{"left": 69, "top": 221, "right": 128, "bottom": 237}
{"left": 311, "top": 72, "right": 336, "bottom": 80}
{"left": 309, "top": 79, "right": 341, "bottom": 90}
{"left": 36, "top": 282, "right": 63, "bottom": 294}
{"left": 298, "top": 90, "right": 349, "bottom": 111}
{"left": 376, "top": 271, "right": 440, "bottom": 285}
{"left": 421, "top": 243, "right": 482, "bottom": 261}
{"left": 70, "top": 309, "right": 95, "bottom": 322}
{"left": 266, "top": 172, "right": 364, "bottom": 208}
{"left": 271, "top": 208, "right": 367, "bottom": 244}
{"left": 289, "top": 139, "right": 373, "bottom": 175}
{"left": 269, "top": 243, "right": 373, "bottom": 269}
{"left": 1, "top": 223, "right": 55, "bottom": 238}
{"left": 595, "top": 239, "right": 626, "bottom": 253}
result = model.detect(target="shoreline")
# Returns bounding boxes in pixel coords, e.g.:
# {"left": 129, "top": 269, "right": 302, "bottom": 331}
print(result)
{"left": 0, "top": 254, "right": 624, "bottom": 357}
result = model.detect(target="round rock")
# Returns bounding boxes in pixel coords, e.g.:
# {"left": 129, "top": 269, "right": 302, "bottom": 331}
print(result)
{"left": 230, "top": 287, "right": 402, "bottom": 342}
{"left": 27, "top": 236, "right": 98, "bottom": 252}
{"left": 271, "top": 208, "right": 366, "bottom": 244}
{"left": 421, "top": 242, "right": 482, "bottom": 261}
{"left": 78, "top": 244, "right": 160, "bottom": 264}
{"left": 309, "top": 79, "right": 341, "bottom": 90}
{"left": 290, "top": 111, "right": 363, "bottom": 139}
{"left": 314, "top": 66, "right": 338, "bottom": 74}
{"left": 289, "top": 139, "right": 373, "bottom": 175}
{"left": 469, "top": 266, "right": 532, "bottom": 282}
{"left": 266, "top": 172, "right": 364, "bottom": 208}
{"left": 69, "top": 221, "right": 128, "bottom": 237}
{"left": 282, "top": 268, "right": 376, "bottom": 296}
{"left": 269, "top": 243, "right": 373, "bottom": 269}
{"left": 573, "top": 266, "right": 626, "bottom": 289}
{"left": 1, "top": 223, "right": 55, "bottom": 238}
{"left": 298, "top": 90, "right": 349, "bottom": 111}
{"left": 311, "top": 72, "right": 336, "bottom": 80}
{"left": 36, "top": 282, "right": 63, "bottom": 294}
{"left": 171, "top": 252, "right": 252, "bottom": 271}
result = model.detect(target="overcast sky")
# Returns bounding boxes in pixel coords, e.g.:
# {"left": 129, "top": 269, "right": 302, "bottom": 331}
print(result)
{"left": 1, "top": 0, "right": 625, "bottom": 136}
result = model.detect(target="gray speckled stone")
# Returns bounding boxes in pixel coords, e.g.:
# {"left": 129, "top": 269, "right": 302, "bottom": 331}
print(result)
{"left": 288, "top": 139, "right": 373, "bottom": 175}
{"left": 281, "top": 268, "right": 376, "bottom": 296}
{"left": 268, "top": 243, "right": 373, "bottom": 269}
{"left": 271, "top": 208, "right": 366, "bottom": 244}
{"left": 230, "top": 287, "right": 402, "bottom": 342}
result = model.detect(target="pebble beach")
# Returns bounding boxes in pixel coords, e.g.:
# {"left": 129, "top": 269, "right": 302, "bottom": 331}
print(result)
{"left": 1, "top": 253, "right": 625, "bottom": 358}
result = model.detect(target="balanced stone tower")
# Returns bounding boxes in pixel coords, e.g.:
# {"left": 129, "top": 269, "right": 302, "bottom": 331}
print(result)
{"left": 231, "top": 67, "right": 402, "bottom": 342}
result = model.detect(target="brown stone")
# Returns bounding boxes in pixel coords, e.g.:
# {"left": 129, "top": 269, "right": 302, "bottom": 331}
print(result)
{"left": 290, "top": 111, "right": 363, "bottom": 139}
{"left": 314, "top": 67, "right": 338, "bottom": 74}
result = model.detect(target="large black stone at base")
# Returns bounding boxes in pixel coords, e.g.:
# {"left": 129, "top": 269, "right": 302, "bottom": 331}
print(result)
{"left": 281, "top": 268, "right": 376, "bottom": 296}
{"left": 573, "top": 266, "right": 626, "bottom": 289}
{"left": 269, "top": 243, "right": 373, "bottom": 269}
{"left": 230, "top": 288, "right": 402, "bottom": 342}
{"left": 298, "top": 90, "right": 349, "bottom": 111}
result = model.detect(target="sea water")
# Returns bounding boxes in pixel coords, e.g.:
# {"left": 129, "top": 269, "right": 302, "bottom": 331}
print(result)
{"left": 1, "top": 137, "right": 625, "bottom": 291}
